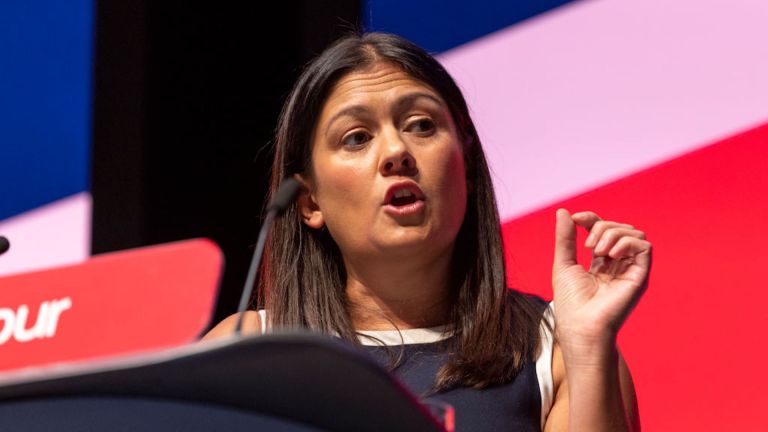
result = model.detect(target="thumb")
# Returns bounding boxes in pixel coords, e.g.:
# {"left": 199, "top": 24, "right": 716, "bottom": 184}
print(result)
{"left": 553, "top": 208, "right": 578, "bottom": 268}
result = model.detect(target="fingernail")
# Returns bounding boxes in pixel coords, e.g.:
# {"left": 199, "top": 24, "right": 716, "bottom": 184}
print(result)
{"left": 586, "top": 234, "right": 595, "bottom": 247}
{"left": 596, "top": 239, "right": 606, "bottom": 251}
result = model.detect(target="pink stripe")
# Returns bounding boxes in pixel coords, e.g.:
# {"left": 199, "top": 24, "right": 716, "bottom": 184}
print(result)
{"left": 0, "top": 193, "right": 91, "bottom": 277}
{"left": 438, "top": 0, "right": 768, "bottom": 220}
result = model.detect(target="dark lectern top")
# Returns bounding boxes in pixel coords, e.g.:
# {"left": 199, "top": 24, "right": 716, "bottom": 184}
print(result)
{"left": 0, "top": 333, "right": 445, "bottom": 432}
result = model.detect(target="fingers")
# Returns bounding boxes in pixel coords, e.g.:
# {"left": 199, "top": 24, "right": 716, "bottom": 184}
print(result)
{"left": 607, "top": 236, "right": 653, "bottom": 285}
{"left": 553, "top": 208, "right": 578, "bottom": 268}
{"left": 571, "top": 211, "right": 647, "bottom": 255}
{"left": 608, "top": 236, "right": 652, "bottom": 262}
{"left": 593, "top": 227, "right": 645, "bottom": 256}
{"left": 558, "top": 209, "right": 651, "bottom": 262}
{"left": 583, "top": 219, "right": 636, "bottom": 248}
{"left": 571, "top": 211, "right": 602, "bottom": 231}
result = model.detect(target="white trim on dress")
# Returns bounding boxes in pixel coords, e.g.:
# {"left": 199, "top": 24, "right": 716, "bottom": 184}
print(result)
{"left": 536, "top": 302, "right": 556, "bottom": 430}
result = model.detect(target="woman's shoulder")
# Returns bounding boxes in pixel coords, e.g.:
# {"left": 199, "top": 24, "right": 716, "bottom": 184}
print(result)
{"left": 200, "top": 310, "right": 263, "bottom": 341}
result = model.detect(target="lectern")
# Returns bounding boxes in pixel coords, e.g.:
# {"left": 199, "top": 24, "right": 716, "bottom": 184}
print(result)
{"left": 0, "top": 240, "right": 445, "bottom": 431}
{"left": 0, "top": 333, "right": 444, "bottom": 431}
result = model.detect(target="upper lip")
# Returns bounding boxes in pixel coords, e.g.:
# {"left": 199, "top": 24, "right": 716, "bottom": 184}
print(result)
{"left": 382, "top": 181, "right": 425, "bottom": 205}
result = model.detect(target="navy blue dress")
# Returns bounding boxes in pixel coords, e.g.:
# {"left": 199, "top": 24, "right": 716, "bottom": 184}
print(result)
{"left": 362, "top": 340, "right": 543, "bottom": 432}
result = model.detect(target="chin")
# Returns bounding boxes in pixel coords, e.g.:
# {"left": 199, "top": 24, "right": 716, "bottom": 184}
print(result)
{"left": 372, "top": 228, "right": 452, "bottom": 256}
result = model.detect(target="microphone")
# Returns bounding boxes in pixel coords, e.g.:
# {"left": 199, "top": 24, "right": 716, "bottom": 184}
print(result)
{"left": 0, "top": 236, "right": 9, "bottom": 255}
{"left": 234, "top": 177, "right": 301, "bottom": 335}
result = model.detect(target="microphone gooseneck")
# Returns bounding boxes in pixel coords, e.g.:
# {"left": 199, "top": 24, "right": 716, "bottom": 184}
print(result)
{"left": 233, "top": 178, "right": 301, "bottom": 335}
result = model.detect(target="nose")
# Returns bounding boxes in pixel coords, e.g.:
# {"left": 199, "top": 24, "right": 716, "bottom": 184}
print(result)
{"left": 379, "top": 131, "right": 418, "bottom": 177}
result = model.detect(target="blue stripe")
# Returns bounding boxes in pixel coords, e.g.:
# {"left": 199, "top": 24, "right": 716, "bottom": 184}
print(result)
{"left": 363, "top": 0, "right": 578, "bottom": 53}
{"left": 0, "top": 0, "right": 93, "bottom": 220}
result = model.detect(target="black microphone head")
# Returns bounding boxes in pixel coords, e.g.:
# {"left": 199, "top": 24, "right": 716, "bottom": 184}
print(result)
{"left": 268, "top": 177, "right": 302, "bottom": 214}
{"left": 0, "top": 236, "right": 9, "bottom": 255}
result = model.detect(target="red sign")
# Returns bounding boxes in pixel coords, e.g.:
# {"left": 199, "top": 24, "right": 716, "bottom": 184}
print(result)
{"left": 0, "top": 239, "right": 222, "bottom": 372}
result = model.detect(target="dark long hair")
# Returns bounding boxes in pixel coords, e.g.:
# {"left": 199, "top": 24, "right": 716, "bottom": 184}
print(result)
{"left": 259, "top": 32, "right": 544, "bottom": 390}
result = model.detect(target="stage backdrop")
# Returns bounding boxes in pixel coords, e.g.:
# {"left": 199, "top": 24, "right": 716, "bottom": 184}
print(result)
{"left": 366, "top": 0, "right": 768, "bottom": 429}
{"left": 2, "top": 1, "right": 766, "bottom": 429}
{"left": 0, "top": 0, "right": 93, "bottom": 277}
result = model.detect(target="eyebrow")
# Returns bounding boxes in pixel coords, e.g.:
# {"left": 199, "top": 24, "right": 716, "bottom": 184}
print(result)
{"left": 324, "top": 92, "right": 445, "bottom": 136}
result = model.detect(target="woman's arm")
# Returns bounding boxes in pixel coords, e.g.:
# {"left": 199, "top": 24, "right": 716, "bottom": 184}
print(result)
{"left": 546, "top": 209, "right": 651, "bottom": 431}
{"left": 544, "top": 344, "right": 639, "bottom": 431}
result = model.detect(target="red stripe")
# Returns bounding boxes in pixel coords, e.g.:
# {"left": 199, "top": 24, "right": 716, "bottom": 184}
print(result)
{"left": 502, "top": 122, "right": 768, "bottom": 430}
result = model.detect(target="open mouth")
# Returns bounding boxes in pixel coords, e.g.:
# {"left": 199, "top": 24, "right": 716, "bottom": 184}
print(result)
{"left": 382, "top": 182, "right": 426, "bottom": 217}
{"left": 389, "top": 189, "right": 418, "bottom": 207}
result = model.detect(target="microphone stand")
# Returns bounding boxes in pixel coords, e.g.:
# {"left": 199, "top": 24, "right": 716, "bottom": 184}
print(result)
{"left": 233, "top": 178, "right": 300, "bottom": 335}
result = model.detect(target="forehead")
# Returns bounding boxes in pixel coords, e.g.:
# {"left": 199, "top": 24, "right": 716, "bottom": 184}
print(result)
{"left": 321, "top": 62, "right": 443, "bottom": 113}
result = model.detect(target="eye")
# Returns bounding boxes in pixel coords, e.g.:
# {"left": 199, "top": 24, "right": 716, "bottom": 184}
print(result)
{"left": 406, "top": 118, "right": 436, "bottom": 134}
{"left": 341, "top": 130, "right": 371, "bottom": 148}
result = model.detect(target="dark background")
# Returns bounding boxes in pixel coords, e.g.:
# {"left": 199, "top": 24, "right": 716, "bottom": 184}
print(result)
{"left": 91, "top": 1, "right": 360, "bottom": 326}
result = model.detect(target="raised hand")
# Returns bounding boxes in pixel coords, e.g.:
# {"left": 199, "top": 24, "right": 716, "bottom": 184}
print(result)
{"left": 551, "top": 209, "right": 652, "bottom": 350}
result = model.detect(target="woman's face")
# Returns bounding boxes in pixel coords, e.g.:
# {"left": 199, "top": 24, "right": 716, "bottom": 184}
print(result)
{"left": 300, "top": 61, "right": 468, "bottom": 261}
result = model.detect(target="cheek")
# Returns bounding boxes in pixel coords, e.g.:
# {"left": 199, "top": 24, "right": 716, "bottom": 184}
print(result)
{"left": 430, "top": 145, "right": 468, "bottom": 226}
{"left": 447, "top": 153, "right": 469, "bottom": 221}
{"left": 313, "top": 156, "right": 375, "bottom": 237}
{"left": 441, "top": 147, "right": 468, "bottom": 198}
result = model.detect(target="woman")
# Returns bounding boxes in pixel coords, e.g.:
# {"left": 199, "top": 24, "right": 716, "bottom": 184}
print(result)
{"left": 205, "top": 32, "right": 650, "bottom": 432}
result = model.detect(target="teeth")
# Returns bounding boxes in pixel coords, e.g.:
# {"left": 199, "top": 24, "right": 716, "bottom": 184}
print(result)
{"left": 394, "top": 189, "right": 414, "bottom": 198}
